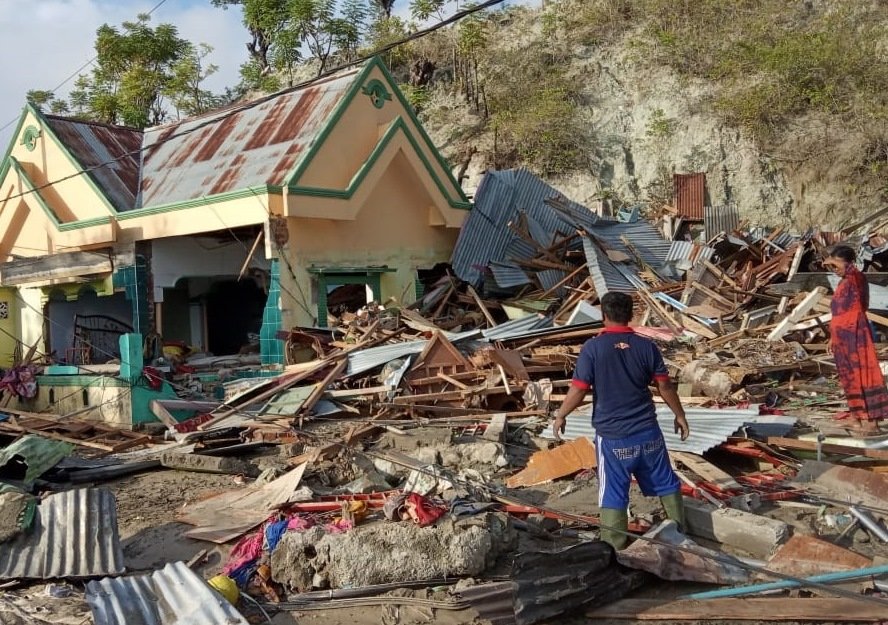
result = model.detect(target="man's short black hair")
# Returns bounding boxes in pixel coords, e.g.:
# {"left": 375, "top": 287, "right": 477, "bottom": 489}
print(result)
{"left": 601, "top": 292, "right": 634, "bottom": 324}
{"left": 829, "top": 244, "right": 856, "bottom": 264}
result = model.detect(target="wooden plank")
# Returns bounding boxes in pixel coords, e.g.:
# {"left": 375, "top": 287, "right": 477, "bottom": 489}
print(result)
{"left": 767, "top": 287, "right": 826, "bottom": 341}
{"left": 587, "top": 598, "right": 887, "bottom": 621}
{"left": 237, "top": 230, "right": 264, "bottom": 281}
{"left": 467, "top": 285, "right": 496, "bottom": 328}
{"left": 298, "top": 358, "right": 348, "bottom": 418}
{"left": 767, "top": 437, "right": 888, "bottom": 461}
{"left": 437, "top": 372, "right": 471, "bottom": 390}
{"left": 670, "top": 451, "right": 742, "bottom": 490}
{"left": 0, "top": 249, "right": 113, "bottom": 286}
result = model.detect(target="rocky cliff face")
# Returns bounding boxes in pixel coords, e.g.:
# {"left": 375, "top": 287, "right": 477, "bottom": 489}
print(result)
{"left": 422, "top": 7, "right": 885, "bottom": 230}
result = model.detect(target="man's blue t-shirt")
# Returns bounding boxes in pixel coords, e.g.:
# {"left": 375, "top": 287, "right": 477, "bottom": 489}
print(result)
{"left": 571, "top": 326, "right": 669, "bottom": 439}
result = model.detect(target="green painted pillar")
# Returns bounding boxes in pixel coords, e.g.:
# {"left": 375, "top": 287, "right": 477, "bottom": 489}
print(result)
{"left": 119, "top": 333, "right": 143, "bottom": 383}
{"left": 260, "top": 260, "right": 285, "bottom": 365}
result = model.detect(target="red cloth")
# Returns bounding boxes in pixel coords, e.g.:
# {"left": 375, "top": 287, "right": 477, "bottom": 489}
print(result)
{"left": 830, "top": 266, "right": 888, "bottom": 422}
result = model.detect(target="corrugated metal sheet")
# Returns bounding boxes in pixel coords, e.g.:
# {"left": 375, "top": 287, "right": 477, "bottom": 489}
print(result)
{"left": 346, "top": 329, "right": 479, "bottom": 376}
{"left": 460, "top": 542, "right": 637, "bottom": 625}
{"left": 704, "top": 205, "right": 740, "bottom": 240}
{"left": 481, "top": 315, "right": 553, "bottom": 340}
{"left": 44, "top": 116, "right": 142, "bottom": 211}
{"left": 536, "top": 269, "right": 567, "bottom": 294}
{"left": 0, "top": 435, "right": 74, "bottom": 483}
{"left": 138, "top": 68, "right": 359, "bottom": 208}
{"left": 665, "top": 241, "right": 715, "bottom": 265}
{"left": 583, "top": 237, "right": 637, "bottom": 294}
{"left": 490, "top": 262, "right": 531, "bottom": 288}
{"left": 451, "top": 169, "right": 596, "bottom": 287}
{"left": 86, "top": 561, "right": 248, "bottom": 625}
{"left": 673, "top": 173, "right": 706, "bottom": 221}
{"left": 541, "top": 405, "right": 795, "bottom": 455}
{"left": 0, "top": 487, "right": 124, "bottom": 580}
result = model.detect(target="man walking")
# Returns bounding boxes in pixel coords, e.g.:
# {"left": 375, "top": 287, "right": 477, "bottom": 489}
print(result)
{"left": 553, "top": 292, "right": 690, "bottom": 549}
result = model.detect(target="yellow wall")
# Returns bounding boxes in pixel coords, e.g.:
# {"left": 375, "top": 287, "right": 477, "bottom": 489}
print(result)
{"left": 280, "top": 150, "right": 459, "bottom": 327}
{"left": 16, "top": 287, "right": 46, "bottom": 358}
{"left": 10, "top": 110, "right": 113, "bottom": 222}
{"left": 0, "top": 287, "right": 19, "bottom": 367}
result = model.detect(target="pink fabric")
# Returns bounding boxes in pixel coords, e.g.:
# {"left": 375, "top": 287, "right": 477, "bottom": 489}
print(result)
{"left": 223, "top": 531, "right": 264, "bottom": 575}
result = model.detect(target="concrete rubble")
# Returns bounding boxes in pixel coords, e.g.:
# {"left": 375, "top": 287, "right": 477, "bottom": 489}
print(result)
{"left": 3, "top": 171, "right": 888, "bottom": 624}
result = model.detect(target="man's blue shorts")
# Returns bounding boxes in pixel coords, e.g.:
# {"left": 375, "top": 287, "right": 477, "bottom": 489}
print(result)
{"left": 595, "top": 426, "right": 681, "bottom": 509}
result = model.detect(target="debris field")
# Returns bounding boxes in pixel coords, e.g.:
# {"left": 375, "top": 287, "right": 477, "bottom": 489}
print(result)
{"left": 2, "top": 173, "right": 888, "bottom": 625}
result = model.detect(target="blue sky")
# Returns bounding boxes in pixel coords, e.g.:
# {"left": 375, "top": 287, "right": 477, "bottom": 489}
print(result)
{"left": 0, "top": 0, "right": 535, "bottom": 148}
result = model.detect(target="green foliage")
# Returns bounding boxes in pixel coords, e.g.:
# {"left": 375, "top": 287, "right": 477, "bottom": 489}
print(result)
{"left": 61, "top": 14, "right": 210, "bottom": 128}
{"left": 166, "top": 43, "right": 222, "bottom": 118}
{"left": 485, "top": 46, "right": 584, "bottom": 175}
{"left": 410, "top": 0, "right": 447, "bottom": 22}
{"left": 400, "top": 83, "right": 431, "bottom": 112}
{"left": 645, "top": 108, "right": 674, "bottom": 140}
{"left": 568, "top": 0, "right": 888, "bottom": 139}
{"left": 26, "top": 90, "right": 56, "bottom": 111}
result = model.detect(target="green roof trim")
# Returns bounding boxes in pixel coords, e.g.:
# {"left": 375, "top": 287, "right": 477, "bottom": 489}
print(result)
{"left": 27, "top": 104, "right": 120, "bottom": 216}
{"left": 306, "top": 265, "right": 396, "bottom": 274}
{"left": 288, "top": 117, "right": 472, "bottom": 210}
{"left": 285, "top": 57, "right": 470, "bottom": 210}
{"left": 116, "top": 185, "right": 283, "bottom": 221}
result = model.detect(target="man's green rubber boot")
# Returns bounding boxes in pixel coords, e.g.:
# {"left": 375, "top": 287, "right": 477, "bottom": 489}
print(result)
{"left": 660, "top": 491, "right": 686, "bottom": 530}
{"left": 599, "top": 507, "right": 629, "bottom": 550}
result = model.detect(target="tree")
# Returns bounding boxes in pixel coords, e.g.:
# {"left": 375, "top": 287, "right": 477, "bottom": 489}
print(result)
{"left": 166, "top": 43, "right": 221, "bottom": 118}
{"left": 212, "top": 0, "right": 289, "bottom": 75}
{"left": 26, "top": 90, "right": 56, "bottom": 111}
{"left": 371, "top": 0, "right": 396, "bottom": 18}
{"left": 61, "top": 14, "right": 205, "bottom": 128}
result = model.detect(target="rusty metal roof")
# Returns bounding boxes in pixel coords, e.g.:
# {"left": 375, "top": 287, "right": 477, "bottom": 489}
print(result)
{"left": 86, "top": 561, "right": 248, "bottom": 625}
{"left": 138, "top": 68, "right": 360, "bottom": 208}
{"left": 673, "top": 172, "right": 706, "bottom": 221}
{"left": 0, "top": 487, "right": 124, "bottom": 580}
{"left": 44, "top": 115, "right": 142, "bottom": 211}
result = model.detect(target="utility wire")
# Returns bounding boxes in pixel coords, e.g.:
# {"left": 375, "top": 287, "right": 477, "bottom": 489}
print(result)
{"left": 1, "top": 0, "right": 508, "bottom": 204}
{"left": 0, "top": 0, "right": 170, "bottom": 136}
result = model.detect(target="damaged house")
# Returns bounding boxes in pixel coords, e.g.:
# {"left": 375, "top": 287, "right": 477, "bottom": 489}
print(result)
{"left": 0, "top": 57, "right": 469, "bottom": 426}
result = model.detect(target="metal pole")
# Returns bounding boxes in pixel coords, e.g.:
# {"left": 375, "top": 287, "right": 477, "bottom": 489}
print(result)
{"left": 684, "top": 564, "right": 888, "bottom": 600}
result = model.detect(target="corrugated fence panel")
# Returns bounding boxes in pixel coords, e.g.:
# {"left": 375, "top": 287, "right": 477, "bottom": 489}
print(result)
{"left": 673, "top": 173, "right": 706, "bottom": 221}
{"left": 704, "top": 205, "right": 740, "bottom": 241}
{"left": 0, "top": 487, "right": 124, "bottom": 580}
{"left": 86, "top": 561, "right": 248, "bottom": 625}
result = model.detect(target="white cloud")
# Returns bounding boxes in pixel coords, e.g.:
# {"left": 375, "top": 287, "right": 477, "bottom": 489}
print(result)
{"left": 0, "top": 0, "right": 246, "bottom": 148}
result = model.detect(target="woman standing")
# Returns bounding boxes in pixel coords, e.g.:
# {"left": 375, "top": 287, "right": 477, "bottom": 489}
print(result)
{"left": 825, "top": 245, "right": 887, "bottom": 435}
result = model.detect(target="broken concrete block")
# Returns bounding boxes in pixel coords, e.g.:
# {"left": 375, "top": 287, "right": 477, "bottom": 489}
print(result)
{"left": 768, "top": 534, "right": 872, "bottom": 577}
{"left": 506, "top": 437, "right": 596, "bottom": 488}
{"left": 683, "top": 498, "right": 790, "bottom": 558}
{"left": 160, "top": 452, "right": 259, "bottom": 477}
{"left": 270, "top": 514, "right": 516, "bottom": 591}
{"left": 483, "top": 413, "right": 508, "bottom": 442}
{"left": 795, "top": 461, "right": 888, "bottom": 510}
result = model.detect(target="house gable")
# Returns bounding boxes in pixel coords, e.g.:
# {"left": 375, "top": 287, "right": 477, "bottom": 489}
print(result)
{"left": 285, "top": 58, "right": 471, "bottom": 222}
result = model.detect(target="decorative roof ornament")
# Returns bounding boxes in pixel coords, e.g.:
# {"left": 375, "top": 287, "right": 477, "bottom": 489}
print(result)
{"left": 20, "top": 125, "right": 42, "bottom": 152}
{"left": 361, "top": 79, "right": 392, "bottom": 109}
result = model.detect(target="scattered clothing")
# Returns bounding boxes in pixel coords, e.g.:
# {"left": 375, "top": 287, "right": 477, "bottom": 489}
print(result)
{"left": 0, "top": 366, "right": 38, "bottom": 399}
